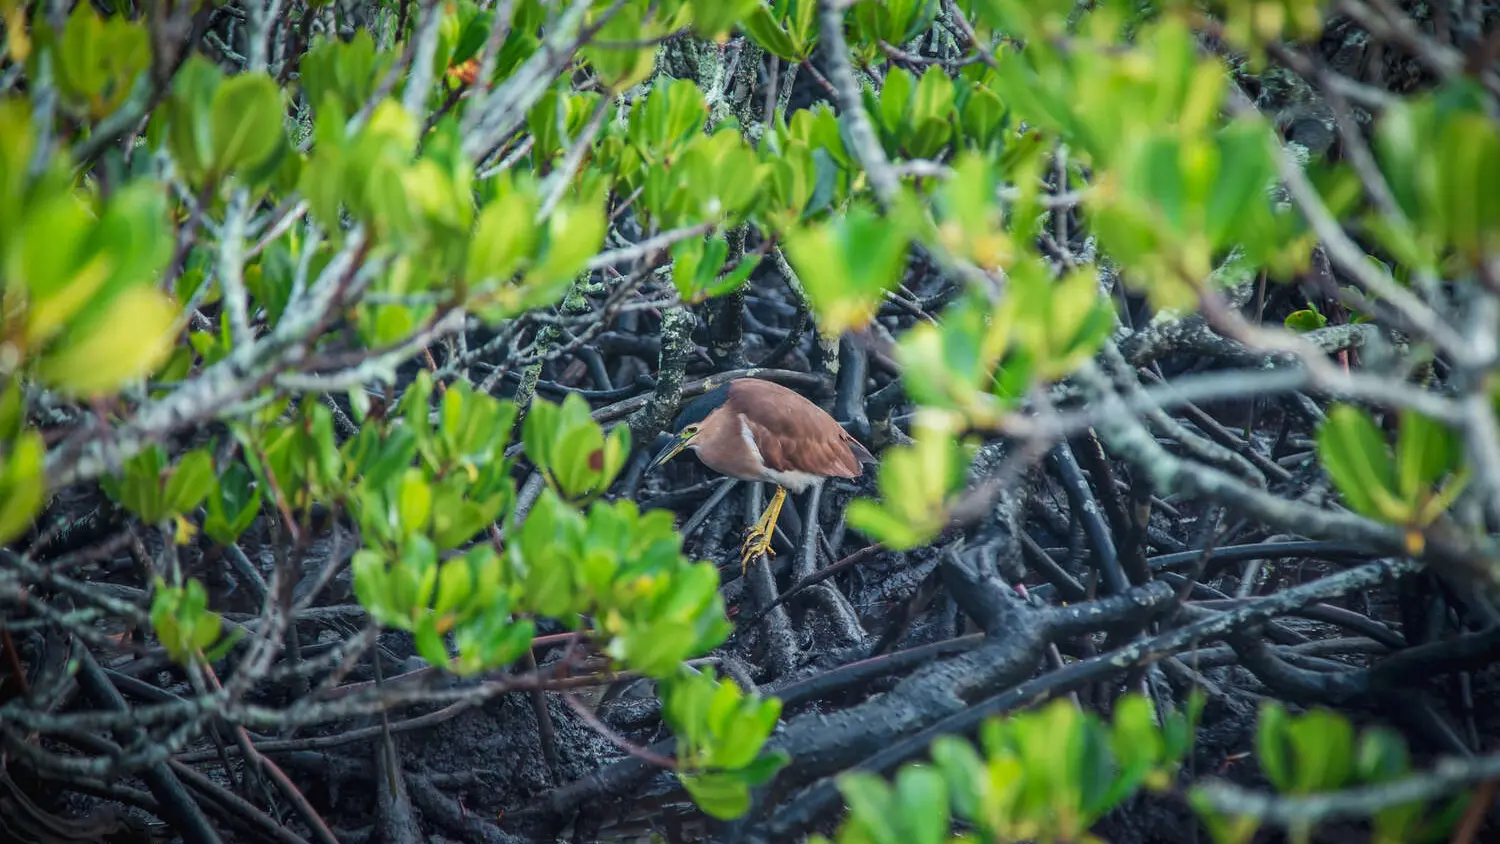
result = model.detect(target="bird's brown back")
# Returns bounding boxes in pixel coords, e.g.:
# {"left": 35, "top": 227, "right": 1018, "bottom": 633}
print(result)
{"left": 722, "top": 379, "right": 874, "bottom": 479}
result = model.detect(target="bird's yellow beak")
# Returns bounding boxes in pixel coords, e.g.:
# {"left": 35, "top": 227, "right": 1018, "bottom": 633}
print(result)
{"left": 647, "top": 432, "right": 692, "bottom": 472}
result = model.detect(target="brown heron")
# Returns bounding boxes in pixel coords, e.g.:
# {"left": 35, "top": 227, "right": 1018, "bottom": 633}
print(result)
{"left": 647, "top": 378, "right": 876, "bottom": 571}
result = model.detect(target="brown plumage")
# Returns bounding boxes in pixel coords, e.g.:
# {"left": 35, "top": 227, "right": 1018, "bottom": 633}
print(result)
{"left": 692, "top": 379, "right": 873, "bottom": 491}
{"left": 647, "top": 377, "right": 877, "bottom": 570}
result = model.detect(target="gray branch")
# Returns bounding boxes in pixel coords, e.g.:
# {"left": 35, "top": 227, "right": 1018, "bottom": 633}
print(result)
{"left": 1193, "top": 750, "right": 1497, "bottom": 829}
{"left": 401, "top": 0, "right": 443, "bottom": 118}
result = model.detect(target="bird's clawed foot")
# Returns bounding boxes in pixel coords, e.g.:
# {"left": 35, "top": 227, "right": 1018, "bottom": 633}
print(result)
{"left": 739, "top": 523, "right": 776, "bottom": 573}
{"left": 739, "top": 486, "right": 788, "bottom": 574}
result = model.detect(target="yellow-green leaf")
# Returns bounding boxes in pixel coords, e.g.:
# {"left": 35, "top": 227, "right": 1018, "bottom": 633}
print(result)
{"left": 36, "top": 287, "right": 180, "bottom": 396}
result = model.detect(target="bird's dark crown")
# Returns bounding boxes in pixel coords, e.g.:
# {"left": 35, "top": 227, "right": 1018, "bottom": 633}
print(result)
{"left": 670, "top": 382, "right": 734, "bottom": 433}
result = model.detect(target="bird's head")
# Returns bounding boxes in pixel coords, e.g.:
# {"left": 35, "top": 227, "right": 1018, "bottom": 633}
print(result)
{"left": 645, "top": 383, "right": 732, "bottom": 473}
{"left": 646, "top": 422, "right": 703, "bottom": 472}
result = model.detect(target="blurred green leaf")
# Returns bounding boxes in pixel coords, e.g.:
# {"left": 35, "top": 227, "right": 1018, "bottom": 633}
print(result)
{"left": 741, "top": 0, "right": 818, "bottom": 61}
{"left": 1394, "top": 409, "right": 1460, "bottom": 508}
{"left": 1190, "top": 794, "right": 1261, "bottom": 844}
{"left": 580, "top": 1, "right": 657, "bottom": 91}
{"left": 160, "top": 58, "right": 287, "bottom": 189}
{"left": 38, "top": 286, "right": 178, "bottom": 396}
{"left": 679, "top": 772, "right": 754, "bottom": 821}
{"left": 932, "top": 151, "right": 1013, "bottom": 271}
{"left": 0, "top": 429, "right": 45, "bottom": 547}
{"left": 686, "top": 0, "right": 758, "bottom": 41}
{"left": 528, "top": 88, "right": 602, "bottom": 161}
{"left": 0, "top": 380, "right": 24, "bottom": 443}
{"left": 783, "top": 201, "right": 912, "bottom": 336}
{"left": 1315, "top": 404, "right": 1404, "bottom": 524}
{"left": 149, "top": 577, "right": 238, "bottom": 666}
{"left": 49, "top": 2, "right": 150, "bottom": 118}
{"left": 1285, "top": 709, "right": 1355, "bottom": 794}
{"left": 671, "top": 235, "right": 760, "bottom": 303}
{"left": 522, "top": 392, "right": 629, "bottom": 503}
{"left": 892, "top": 766, "right": 950, "bottom": 844}
{"left": 662, "top": 666, "right": 788, "bottom": 820}
{"left": 847, "top": 416, "right": 971, "bottom": 550}
{"left": 506, "top": 489, "right": 583, "bottom": 618}
{"left": 840, "top": 773, "right": 903, "bottom": 844}
{"left": 851, "top": 0, "right": 940, "bottom": 49}
{"left": 300, "top": 29, "right": 392, "bottom": 119}
{"left": 1007, "top": 259, "right": 1114, "bottom": 382}
{"left": 163, "top": 448, "right": 215, "bottom": 516}
{"left": 631, "top": 76, "right": 708, "bottom": 163}
{"left": 1283, "top": 308, "right": 1327, "bottom": 333}
{"left": 829, "top": 694, "right": 1190, "bottom": 842}
{"left": 1356, "top": 727, "right": 1411, "bottom": 785}
{"left": 204, "top": 462, "right": 261, "bottom": 545}
{"left": 397, "top": 467, "right": 434, "bottom": 536}
{"left": 1257, "top": 702, "right": 1293, "bottom": 791}
{"left": 208, "top": 72, "right": 285, "bottom": 181}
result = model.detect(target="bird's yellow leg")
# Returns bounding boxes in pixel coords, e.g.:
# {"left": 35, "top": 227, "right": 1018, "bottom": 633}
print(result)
{"left": 741, "top": 486, "right": 787, "bottom": 573}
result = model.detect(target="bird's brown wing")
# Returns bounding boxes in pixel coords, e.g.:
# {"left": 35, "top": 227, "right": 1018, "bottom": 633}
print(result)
{"left": 727, "top": 381, "right": 868, "bottom": 479}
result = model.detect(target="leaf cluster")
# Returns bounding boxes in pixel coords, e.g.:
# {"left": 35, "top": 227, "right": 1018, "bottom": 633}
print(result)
{"left": 815, "top": 693, "right": 1203, "bottom": 844}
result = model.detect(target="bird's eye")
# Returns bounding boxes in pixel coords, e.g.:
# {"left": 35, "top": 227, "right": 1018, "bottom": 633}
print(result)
{"left": 684, "top": 425, "right": 700, "bottom": 436}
